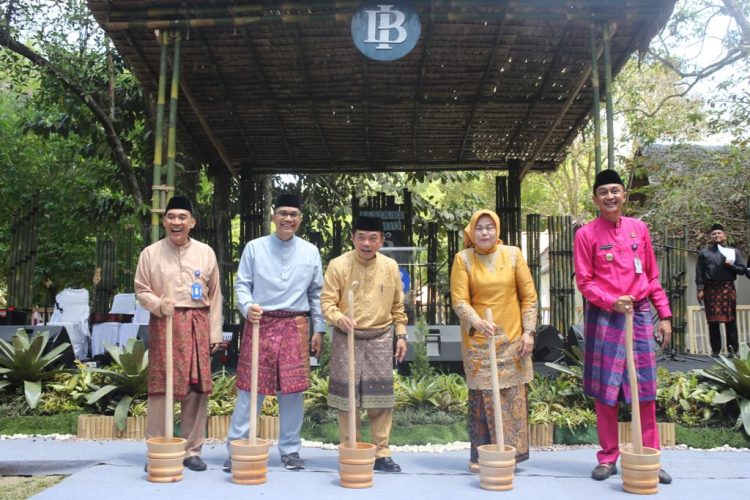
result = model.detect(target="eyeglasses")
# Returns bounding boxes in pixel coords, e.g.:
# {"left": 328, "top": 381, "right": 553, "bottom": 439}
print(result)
{"left": 275, "top": 210, "right": 302, "bottom": 220}
{"left": 165, "top": 213, "right": 191, "bottom": 222}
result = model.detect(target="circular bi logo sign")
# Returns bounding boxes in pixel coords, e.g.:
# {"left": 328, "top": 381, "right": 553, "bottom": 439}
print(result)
{"left": 351, "top": 2, "right": 421, "bottom": 61}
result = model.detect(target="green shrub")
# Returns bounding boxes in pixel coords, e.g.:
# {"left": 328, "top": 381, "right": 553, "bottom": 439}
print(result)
{"left": 207, "top": 368, "right": 236, "bottom": 416}
{"left": 409, "top": 319, "right": 435, "bottom": 380}
{"left": 656, "top": 368, "right": 723, "bottom": 427}
{"left": 304, "top": 370, "right": 329, "bottom": 420}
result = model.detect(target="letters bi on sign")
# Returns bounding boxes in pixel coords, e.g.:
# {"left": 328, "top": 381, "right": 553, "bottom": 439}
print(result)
{"left": 351, "top": 2, "right": 421, "bottom": 61}
{"left": 365, "top": 5, "right": 407, "bottom": 49}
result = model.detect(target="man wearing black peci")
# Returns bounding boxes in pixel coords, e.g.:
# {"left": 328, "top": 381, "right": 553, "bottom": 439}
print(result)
{"left": 696, "top": 223, "right": 747, "bottom": 358}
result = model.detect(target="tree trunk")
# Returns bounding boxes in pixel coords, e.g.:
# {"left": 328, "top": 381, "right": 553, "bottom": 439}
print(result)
{"left": 0, "top": 27, "right": 145, "bottom": 211}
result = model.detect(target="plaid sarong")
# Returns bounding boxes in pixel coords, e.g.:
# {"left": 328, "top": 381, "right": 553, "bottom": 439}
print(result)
{"left": 327, "top": 326, "right": 394, "bottom": 410}
{"left": 583, "top": 300, "right": 657, "bottom": 406}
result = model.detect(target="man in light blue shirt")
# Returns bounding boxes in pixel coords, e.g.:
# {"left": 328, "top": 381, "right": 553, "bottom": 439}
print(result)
{"left": 224, "top": 193, "right": 325, "bottom": 471}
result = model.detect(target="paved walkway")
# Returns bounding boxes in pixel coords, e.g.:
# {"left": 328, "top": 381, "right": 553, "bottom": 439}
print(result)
{"left": 0, "top": 438, "right": 748, "bottom": 499}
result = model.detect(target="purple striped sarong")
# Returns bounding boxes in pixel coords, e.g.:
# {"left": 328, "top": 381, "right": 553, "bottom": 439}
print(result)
{"left": 583, "top": 300, "right": 657, "bottom": 406}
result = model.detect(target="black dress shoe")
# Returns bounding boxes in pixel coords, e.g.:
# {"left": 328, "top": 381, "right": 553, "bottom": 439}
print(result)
{"left": 183, "top": 456, "right": 207, "bottom": 472}
{"left": 374, "top": 457, "right": 401, "bottom": 473}
{"left": 223, "top": 457, "right": 231, "bottom": 473}
{"left": 658, "top": 468, "right": 672, "bottom": 484}
{"left": 591, "top": 463, "right": 617, "bottom": 481}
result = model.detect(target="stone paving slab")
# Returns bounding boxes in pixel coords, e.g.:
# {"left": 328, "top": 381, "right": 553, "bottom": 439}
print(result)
{"left": 0, "top": 438, "right": 746, "bottom": 499}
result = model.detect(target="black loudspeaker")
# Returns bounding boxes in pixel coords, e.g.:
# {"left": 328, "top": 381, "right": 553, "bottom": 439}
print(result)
{"left": 0, "top": 325, "right": 33, "bottom": 342}
{"left": 532, "top": 325, "right": 565, "bottom": 362}
{"left": 0, "top": 309, "right": 28, "bottom": 325}
{"left": 32, "top": 325, "right": 75, "bottom": 367}
{"left": 563, "top": 324, "right": 585, "bottom": 364}
{"left": 0, "top": 325, "right": 74, "bottom": 367}
{"left": 136, "top": 324, "right": 149, "bottom": 345}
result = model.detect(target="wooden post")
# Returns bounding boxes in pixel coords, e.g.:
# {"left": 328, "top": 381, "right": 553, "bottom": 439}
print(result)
{"left": 164, "top": 281, "right": 174, "bottom": 438}
{"left": 486, "top": 309, "right": 504, "bottom": 450}
{"left": 249, "top": 319, "right": 260, "bottom": 445}
{"left": 624, "top": 311, "right": 643, "bottom": 453}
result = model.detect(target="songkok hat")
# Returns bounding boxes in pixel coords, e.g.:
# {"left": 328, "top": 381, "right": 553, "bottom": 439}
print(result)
{"left": 274, "top": 193, "right": 301, "bottom": 209}
{"left": 709, "top": 223, "right": 725, "bottom": 232}
{"left": 353, "top": 215, "right": 383, "bottom": 232}
{"left": 592, "top": 169, "right": 625, "bottom": 194}
{"left": 165, "top": 195, "right": 193, "bottom": 214}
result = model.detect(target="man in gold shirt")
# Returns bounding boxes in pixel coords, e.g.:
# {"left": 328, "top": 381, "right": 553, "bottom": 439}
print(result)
{"left": 135, "top": 195, "right": 224, "bottom": 472}
{"left": 321, "top": 215, "right": 408, "bottom": 473}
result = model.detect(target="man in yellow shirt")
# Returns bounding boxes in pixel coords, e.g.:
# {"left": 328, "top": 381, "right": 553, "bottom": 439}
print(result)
{"left": 321, "top": 215, "right": 408, "bottom": 473}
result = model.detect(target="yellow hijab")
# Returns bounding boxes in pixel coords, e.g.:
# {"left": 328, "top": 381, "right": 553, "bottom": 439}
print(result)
{"left": 462, "top": 209, "right": 502, "bottom": 255}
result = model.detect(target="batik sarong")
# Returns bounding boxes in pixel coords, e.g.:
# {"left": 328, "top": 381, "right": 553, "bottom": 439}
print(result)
{"left": 235, "top": 311, "right": 310, "bottom": 394}
{"left": 148, "top": 307, "right": 212, "bottom": 398}
{"left": 468, "top": 385, "right": 529, "bottom": 463}
{"left": 703, "top": 281, "right": 736, "bottom": 323}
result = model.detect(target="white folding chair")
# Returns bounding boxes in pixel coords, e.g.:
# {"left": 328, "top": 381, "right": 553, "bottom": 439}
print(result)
{"left": 48, "top": 288, "right": 90, "bottom": 359}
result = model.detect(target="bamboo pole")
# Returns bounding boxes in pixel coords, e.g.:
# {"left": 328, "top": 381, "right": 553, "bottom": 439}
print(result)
{"left": 590, "top": 24, "right": 602, "bottom": 175}
{"left": 486, "top": 309, "right": 504, "bottom": 450}
{"left": 249, "top": 319, "right": 260, "bottom": 445}
{"left": 165, "top": 32, "right": 181, "bottom": 200}
{"left": 624, "top": 310, "right": 643, "bottom": 453}
{"left": 602, "top": 22, "right": 615, "bottom": 171}
{"left": 164, "top": 281, "right": 174, "bottom": 438}
{"left": 150, "top": 31, "right": 168, "bottom": 244}
{"left": 347, "top": 282, "right": 359, "bottom": 448}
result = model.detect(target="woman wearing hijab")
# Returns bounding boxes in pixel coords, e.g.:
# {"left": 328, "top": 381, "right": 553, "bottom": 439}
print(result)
{"left": 450, "top": 209, "right": 538, "bottom": 472}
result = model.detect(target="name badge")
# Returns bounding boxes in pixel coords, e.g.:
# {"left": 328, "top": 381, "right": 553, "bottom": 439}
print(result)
{"left": 191, "top": 283, "right": 202, "bottom": 300}
{"left": 634, "top": 257, "right": 643, "bottom": 274}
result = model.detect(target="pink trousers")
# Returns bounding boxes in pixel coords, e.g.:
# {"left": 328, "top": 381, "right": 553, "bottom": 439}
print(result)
{"left": 595, "top": 399, "right": 659, "bottom": 464}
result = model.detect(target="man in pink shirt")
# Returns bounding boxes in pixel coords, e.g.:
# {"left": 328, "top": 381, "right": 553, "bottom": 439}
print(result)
{"left": 573, "top": 169, "right": 672, "bottom": 484}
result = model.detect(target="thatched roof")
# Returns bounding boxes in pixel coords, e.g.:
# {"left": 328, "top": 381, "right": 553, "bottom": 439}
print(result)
{"left": 87, "top": 0, "right": 676, "bottom": 177}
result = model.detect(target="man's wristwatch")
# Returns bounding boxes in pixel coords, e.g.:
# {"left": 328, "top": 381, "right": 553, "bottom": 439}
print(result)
{"left": 396, "top": 334, "right": 407, "bottom": 341}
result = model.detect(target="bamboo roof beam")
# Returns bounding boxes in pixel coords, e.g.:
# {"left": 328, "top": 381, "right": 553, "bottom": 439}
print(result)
{"left": 363, "top": 59, "right": 371, "bottom": 166}
{"left": 241, "top": 28, "right": 295, "bottom": 164}
{"left": 520, "top": 23, "right": 618, "bottom": 178}
{"left": 292, "top": 25, "right": 332, "bottom": 161}
{"left": 196, "top": 30, "right": 258, "bottom": 163}
{"left": 412, "top": 16, "right": 433, "bottom": 162}
{"left": 502, "top": 23, "right": 571, "bottom": 158}
{"left": 459, "top": 10, "right": 508, "bottom": 161}
{"left": 179, "top": 78, "right": 237, "bottom": 176}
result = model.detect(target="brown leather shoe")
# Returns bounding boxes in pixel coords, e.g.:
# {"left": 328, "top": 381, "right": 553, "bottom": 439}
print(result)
{"left": 468, "top": 461, "right": 479, "bottom": 474}
{"left": 591, "top": 463, "right": 617, "bottom": 481}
